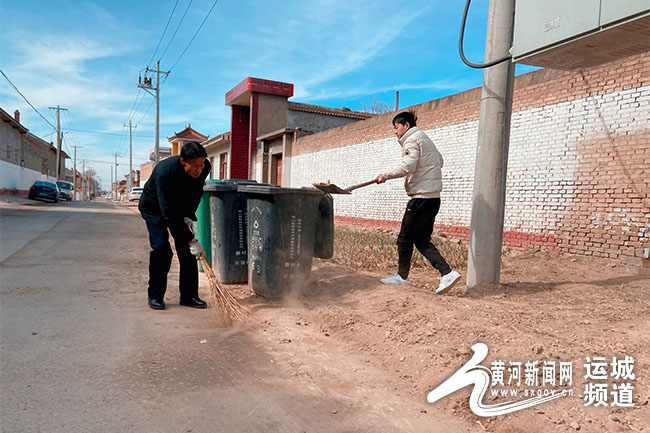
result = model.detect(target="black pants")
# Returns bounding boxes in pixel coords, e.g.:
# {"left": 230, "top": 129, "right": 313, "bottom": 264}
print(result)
{"left": 145, "top": 219, "right": 198, "bottom": 302}
{"left": 397, "top": 198, "right": 451, "bottom": 279}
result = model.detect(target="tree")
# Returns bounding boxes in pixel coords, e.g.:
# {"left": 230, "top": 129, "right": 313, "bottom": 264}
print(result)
{"left": 361, "top": 97, "right": 394, "bottom": 114}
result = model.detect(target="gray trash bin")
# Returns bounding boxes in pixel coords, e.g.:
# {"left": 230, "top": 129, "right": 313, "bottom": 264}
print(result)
{"left": 204, "top": 179, "right": 258, "bottom": 283}
{"left": 239, "top": 185, "right": 324, "bottom": 298}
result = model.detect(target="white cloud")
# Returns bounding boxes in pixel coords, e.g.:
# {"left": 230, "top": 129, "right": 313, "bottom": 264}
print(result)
{"left": 218, "top": 0, "right": 435, "bottom": 97}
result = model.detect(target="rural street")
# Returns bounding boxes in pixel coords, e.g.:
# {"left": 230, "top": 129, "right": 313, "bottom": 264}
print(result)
{"left": 0, "top": 199, "right": 463, "bottom": 433}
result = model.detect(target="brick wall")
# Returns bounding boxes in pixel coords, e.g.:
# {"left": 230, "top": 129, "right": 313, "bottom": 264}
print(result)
{"left": 290, "top": 53, "right": 650, "bottom": 261}
{"left": 230, "top": 105, "right": 250, "bottom": 179}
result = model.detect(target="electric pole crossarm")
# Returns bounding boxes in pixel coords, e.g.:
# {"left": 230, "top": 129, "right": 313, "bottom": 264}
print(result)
{"left": 137, "top": 61, "right": 170, "bottom": 167}
{"left": 137, "top": 85, "right": 156, "bottom": 97}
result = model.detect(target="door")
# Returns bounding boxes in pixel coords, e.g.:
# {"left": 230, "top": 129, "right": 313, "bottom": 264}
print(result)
{"left": 271, "top": 154, "right": 282, "bottom": 186}
{"left": 219, "top": 153, "right": 228, "bottom": 179}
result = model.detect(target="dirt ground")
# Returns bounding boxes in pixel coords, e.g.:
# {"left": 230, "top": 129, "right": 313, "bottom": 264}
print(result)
{"left": 219, "top": 224, "right": 649, "bottom": 433}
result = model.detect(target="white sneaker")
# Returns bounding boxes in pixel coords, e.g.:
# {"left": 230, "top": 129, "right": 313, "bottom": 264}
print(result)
{"left": 435, "top": 270, "right": 461, "bottom": 294}
{"left": 380, "top": 273, "right": 408, "bottom": 285}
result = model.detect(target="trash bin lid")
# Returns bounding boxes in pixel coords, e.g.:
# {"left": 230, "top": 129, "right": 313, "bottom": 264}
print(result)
{"left": 237, "top": 185, "right": 323, "bottom": 196}
{"left": 204, "top": 179, "right": 258, "bottom": 192}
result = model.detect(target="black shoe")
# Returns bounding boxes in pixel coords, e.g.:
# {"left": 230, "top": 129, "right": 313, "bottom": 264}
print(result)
{"left": 179, "top": 297, "right": 207, "bottom": 309}
{"left": 148, "top": 298, "right": 166, "bottom": 310}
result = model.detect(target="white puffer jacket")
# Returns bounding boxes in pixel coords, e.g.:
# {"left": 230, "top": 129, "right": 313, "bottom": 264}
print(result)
{"left": 382, "top": 127, "right": 443, "bottom": 198}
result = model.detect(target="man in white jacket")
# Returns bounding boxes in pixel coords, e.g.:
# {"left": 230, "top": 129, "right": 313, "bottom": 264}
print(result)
{"left": 375, "top": 111, "right": 461, "bottom": 294}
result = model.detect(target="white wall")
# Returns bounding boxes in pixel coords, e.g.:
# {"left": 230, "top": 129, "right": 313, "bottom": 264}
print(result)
{"left": 0, "top": 159, "right": 55, "bottom": 192}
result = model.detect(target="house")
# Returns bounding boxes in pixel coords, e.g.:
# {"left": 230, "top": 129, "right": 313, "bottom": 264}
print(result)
{"left": 138, "top": 77, "right": 373, "bottom": 188}
{"left": 202, "top": 132, "right": 230, "bottom": 180}
{"left": 139, "top": 124, "right": 209, "bottom": 185}
{"left": 224, "top": 77, "right": 374, "bottom": 186}
{"left": 0, "top": 108, "right": 68, "bottom": 194}
{"left": 168, "top": 124, "right": 208, "bottom": 157}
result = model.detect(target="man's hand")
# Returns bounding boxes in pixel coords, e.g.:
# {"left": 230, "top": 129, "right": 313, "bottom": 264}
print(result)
{"left": 189, "top": 239, "right": 204, "bottom": 257}
{"left": 375, "top": 174, "right": 386, "bottom": 184}
{"left": 184, "top": 217, "right": 194, "bottom": 232}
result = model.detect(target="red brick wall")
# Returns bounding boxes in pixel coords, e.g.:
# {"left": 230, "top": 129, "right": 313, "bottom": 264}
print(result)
{"left": 248, "top": 93, "right": 259, "bottom": 179}
{"left": 230, "top": 105, "right": 250, "bottom": 180}
{"left": 290, "top": 53, "right": 650, "bottom": 262}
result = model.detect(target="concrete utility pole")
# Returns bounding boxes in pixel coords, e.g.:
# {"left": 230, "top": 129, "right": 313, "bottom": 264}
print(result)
{"left": 82, "top": 159, "right": 85, "bottom": 200}
{"left": 466, "top": 0, "right": 516, "bottom": 287}
{"left": 114, "top": 153, "right": 119, "bottom": 200}
{"left": 125, "top": 120, "right": 137, "bottom": 193}
{"left": 138, "top": 61, "right": 169, "bottom": 166}
{"left": 49, "top": 105, "right": 68, "bottom": 179}
{"left": 71, "top": 145, "right": 82, "bottom": 200}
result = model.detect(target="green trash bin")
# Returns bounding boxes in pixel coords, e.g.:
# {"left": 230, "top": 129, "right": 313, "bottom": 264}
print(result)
{"left": 240, "top": 185, "right": 324, "bottom": 298}
{"left": 204, "top": 179, "right": 259, "bottom": 283}
{"left": 195, "top": 179, "right": 222, "bottom": 269}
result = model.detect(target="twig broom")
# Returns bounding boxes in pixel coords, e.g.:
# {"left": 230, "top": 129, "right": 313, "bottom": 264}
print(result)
{"left": 199, "top": 253, "right": 249, "bottom": 327}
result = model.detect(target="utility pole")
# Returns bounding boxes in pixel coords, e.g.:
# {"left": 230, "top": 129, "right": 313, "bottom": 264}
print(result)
{"left": 114, "top": 153, "right": 119, "bottom": 200}
{"left": 82, "top": 159, "right": 85, "bottom": 200}
{"left": 110, "top": 165, "right": 113, "bottom": 200}
{"left": 395, "top": 91, "right": 400, "bottom": 111}
{"left": 49, "top": 105, "right": 68, "bottom": 179}
{"left": 466, "top": 0, "right": 516, "bottom": 287}
{"left": 124, "top": 120, "right": 137, "bottom": 192}
{"left": 71, "top": 145, "right": 82, "bottom": 200}
{"left": 138, "top": 61, "right": 169, "bottom": 166}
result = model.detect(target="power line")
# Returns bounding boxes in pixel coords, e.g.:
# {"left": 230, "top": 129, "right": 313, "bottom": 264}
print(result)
{"left": 0, "top": 68, "right": 56, "bottom": 130}
{"left": 125, "top": 88, "right": 146, "bottom": 123}
{"left": 147, "top": 0, "right": 180, "bottom": 68}
{"left": 64, "top": 128, "right": 155, "bottom": 138}
{"left": 62, "top": 111, "right": 83, "bottom": 149}
{"left": 84, "top": 156, "right": 151, "bottom": 165}
{"left": 159, "top": 0, "right": 194, "bottom": 62}
{"left": 169, "top": 0, "right": 221, "bottom": 71}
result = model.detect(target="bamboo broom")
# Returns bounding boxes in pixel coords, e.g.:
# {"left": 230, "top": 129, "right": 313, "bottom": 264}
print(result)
{"left": 199, "top": 253, "right": 249, "bottom": 326}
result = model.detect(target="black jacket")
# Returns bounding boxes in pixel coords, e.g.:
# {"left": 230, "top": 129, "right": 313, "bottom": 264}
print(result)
{"left": 139, "top": 156, "right": 211, "bottom": 242}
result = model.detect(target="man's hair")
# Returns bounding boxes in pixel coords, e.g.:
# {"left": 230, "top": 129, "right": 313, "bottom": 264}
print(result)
{"left": 180, "top": 142, "right": 207, "bottom": 160}
{"left": 392, "top": 111, "right": 417, "bottom": 127}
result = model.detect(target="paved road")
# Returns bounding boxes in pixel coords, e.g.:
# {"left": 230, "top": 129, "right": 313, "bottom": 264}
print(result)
{"left": 1, "top": 200, "right": 461, "bottom": 433}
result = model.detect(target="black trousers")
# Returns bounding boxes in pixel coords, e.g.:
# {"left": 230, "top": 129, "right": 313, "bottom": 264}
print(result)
{"left": 397, "top": 198, "right": 451, "bottom": 279}
{"left": 145, "top": 219, "right": 198, "bottom": 302}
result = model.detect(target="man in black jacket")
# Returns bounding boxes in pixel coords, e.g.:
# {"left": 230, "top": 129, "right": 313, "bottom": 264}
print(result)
{"left": 139, "top": 141, "right": 211, "bottom": 310}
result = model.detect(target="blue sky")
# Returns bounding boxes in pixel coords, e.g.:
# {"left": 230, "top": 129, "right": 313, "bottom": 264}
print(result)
{"left": 0, "top": 0, "right": 537, "bottom": 189}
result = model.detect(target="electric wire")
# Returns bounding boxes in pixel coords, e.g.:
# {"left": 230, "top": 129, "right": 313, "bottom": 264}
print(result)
{"left": 146, "top": 0, "right": 180, "bottom": 68}
{"left": 64, "top": 128, "right": 154, "bottom": 138}
{"left": 124, "top": 68, "right": 147, "bottom": 123}
{"left": 0, "top": 68, "right": 56, "bottom": 130}
{"left": 125, "top": 89, "right": 146, "bottom": 123}
{"left": 458, "top": 0, "right": 512, "bottom": 69}
{"left": 168, "top": 0, "right": 221, "bottom": 72}
{"left": 158, "top": 0, "right": 194, "bottom": 62}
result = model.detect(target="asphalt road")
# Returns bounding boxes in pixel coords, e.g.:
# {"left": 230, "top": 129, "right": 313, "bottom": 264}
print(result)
{"left": 1, "top": 199, "right": 454, "bottom": 433}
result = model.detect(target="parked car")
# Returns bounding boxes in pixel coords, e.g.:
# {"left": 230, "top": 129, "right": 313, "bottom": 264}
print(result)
{"left": 56, "top": 180, "right": 74, "bottom": 201}
{"left": 28, "top": 181, "right": 60, "bottom": 202}
{"left": 129, "top": 187, "right": 143, "bottom": 201}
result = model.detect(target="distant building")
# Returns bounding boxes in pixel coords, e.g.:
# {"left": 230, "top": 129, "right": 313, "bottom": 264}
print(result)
{"left": 0, "top": 108, "right": 68, "bottom": 194}
{"left": 225, "top": 77, "right": 374, "bottom": 185}
{"left": 202, "top": 132, "right": 230, "bottom": 180}
{"left": 168, "top": 125, "right": 208, "bottom": 157}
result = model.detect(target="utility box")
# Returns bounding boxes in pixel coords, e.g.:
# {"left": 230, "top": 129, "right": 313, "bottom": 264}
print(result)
{"left": 512, "top": 0, "right": 650, "bottom": 70}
